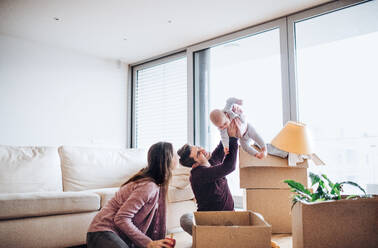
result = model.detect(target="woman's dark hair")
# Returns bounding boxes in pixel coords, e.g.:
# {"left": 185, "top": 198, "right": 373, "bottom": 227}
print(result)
{"left": 177, "top": 144, "right": 196, "bottom": 168}
{"left": 122, "top": 142, "right": 174, "bottom": 186}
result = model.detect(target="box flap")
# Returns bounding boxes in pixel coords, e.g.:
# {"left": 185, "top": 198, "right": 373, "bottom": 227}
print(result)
{"left": 249, "top": 211, "right": 272, "bottom": 228}
{"left": 194, "top": 211, "right": 252, "bottom": 226}
{"left": 239, "top": 147, "right": 308, "bottom": 168}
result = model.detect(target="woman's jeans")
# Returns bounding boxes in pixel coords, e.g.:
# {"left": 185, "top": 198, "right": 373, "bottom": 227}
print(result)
{"left": 87, "top": 231, "right": 130, "bottom": 248}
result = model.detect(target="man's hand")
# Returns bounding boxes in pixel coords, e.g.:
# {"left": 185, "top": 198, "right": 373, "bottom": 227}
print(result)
{"left": 232, "top": 105, "right": 243, "bottom": 115}
{"left": 224, "top": 147, "right": 229, "bottom": 155}
{"left": 227, "top": 118, "right": 241, "bottom": 138}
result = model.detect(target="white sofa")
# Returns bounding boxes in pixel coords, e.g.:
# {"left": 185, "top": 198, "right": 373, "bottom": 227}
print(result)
{"left": 0, "top": 145, "right": 196, "bottom": 248}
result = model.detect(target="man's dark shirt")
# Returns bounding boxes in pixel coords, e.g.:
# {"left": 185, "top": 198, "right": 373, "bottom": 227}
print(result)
{"left": 190, "top": 137, "right": 238, "bottom": 211}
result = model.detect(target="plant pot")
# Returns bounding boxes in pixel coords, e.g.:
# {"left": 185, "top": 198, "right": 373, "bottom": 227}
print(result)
{"left": 292, "top": 197, "right": 378, "bottom": 248}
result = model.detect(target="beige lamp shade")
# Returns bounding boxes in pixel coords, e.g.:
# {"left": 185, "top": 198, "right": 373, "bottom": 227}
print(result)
{"left": 271, "top": 121, "right": 313, "bottom": 155}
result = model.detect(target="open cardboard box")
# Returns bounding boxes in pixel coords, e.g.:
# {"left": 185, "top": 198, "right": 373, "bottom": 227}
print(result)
{"left": 239, "top": 147, "right": 308, "bottom": 189}
{"left": 292, "top": 197, "right": 378, "bottom": 248}
{"left": 192, "top": 211, "right": 271, "bottom": 248}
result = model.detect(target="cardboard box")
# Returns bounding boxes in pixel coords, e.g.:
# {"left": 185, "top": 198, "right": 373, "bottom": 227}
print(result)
{"left": 239, "top": 148, "right": 308, "bottom": 169}
{"left": 245, "top": 189, "right": 294, "bottom": 233}
{"left": 292, "top": 197, "right": 378, "bottom": 248}
{"left": 239, "top": 147, "right": 308, "bottom": 189}
{"left": 240, "top": 167, "right": 308, "bottom": 189}
{"left": 192, "top": 211, "right": 271, "bottom": 248}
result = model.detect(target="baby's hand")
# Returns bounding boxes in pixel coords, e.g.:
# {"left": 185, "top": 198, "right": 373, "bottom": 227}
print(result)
{"left": 255, "top": 152, "right": 264, "bottom": 159}
{"left": 224, "top": 147, "right": 229, "bottom": 154}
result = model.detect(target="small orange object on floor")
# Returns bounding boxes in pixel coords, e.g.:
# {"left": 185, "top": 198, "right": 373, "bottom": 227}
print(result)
{"left": 271, "top": 240, "right": 280, "bottom": 248}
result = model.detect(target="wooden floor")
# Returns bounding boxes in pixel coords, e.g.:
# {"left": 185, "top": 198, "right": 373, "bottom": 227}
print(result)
{"left": 173, "top": 231, "right": 292, "bottom": 248}
{"left": 271, "top": 234, "right": 292, "bottom": 248}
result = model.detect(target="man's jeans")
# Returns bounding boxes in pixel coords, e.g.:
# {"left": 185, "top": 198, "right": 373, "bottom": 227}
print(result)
{"left": 180, "top": 213, "right": 194, "bottom": 236}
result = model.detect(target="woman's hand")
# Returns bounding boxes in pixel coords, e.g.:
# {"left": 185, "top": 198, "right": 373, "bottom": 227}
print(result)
{"left": 147, "top": 238, "right": 174, "bottom": 248}
{"left": 227, "top": 118, "right": 241, "bottom": 138}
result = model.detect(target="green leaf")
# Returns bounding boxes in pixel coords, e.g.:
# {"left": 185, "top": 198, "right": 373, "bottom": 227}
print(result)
{"left": 291, "top": 195, "right": 309, "bottom": 210}
{"left": 314, "top": 198, "right": 326, "bottom": 202}
{"left": 314, "top": 179, "right": 332, "bottom": 200}
{"left": 321, "top": 174, "right": 335, "bottom": 188}
{"left": 293, "top": 189, "right": 312, "bottom": 200}
{"left": 309, "top": 172, "right": 322, "bottom": 186}
{"left": 330, "top": 183, "right": 341, "bottom": 199}
{"left": 311, "top": 190, "right": 325, "bottom": 201}
{"left": 346, "top": 195, "right": 359, "bottom": 200}
{"left": 339, "top": 181, "right": 367, "bottom": 196}
{"left": 284, "top": 180, "right": 312, "bottom": 196}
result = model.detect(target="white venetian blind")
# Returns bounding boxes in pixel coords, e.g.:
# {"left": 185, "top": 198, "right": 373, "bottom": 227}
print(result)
{"left": 134, "top": 56, "right": 187, "bottom": 149}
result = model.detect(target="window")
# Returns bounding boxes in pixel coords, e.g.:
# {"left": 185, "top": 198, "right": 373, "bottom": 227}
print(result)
{"left": 132, "top": 55, "right": 187, "bottom": 149}
{"left": 193, "top": 24, "right": 285, "bottom": 197}
{"left": 294, "top": 0, "right": 378, "bottom": 192}
{"left": 207, "top": 28, "right": 283, "bottom": 149}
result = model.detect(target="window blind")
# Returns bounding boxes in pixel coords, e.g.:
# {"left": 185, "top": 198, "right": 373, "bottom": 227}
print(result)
{"left": 134, "top": 57, "right": 187, "bottom": 149}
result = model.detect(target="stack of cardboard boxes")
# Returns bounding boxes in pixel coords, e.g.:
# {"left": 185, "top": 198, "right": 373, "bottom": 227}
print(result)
{"left": 239, "top": 147, "right": 308, "bottom": 233}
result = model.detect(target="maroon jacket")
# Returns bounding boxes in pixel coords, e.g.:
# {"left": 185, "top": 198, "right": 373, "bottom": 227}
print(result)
{"left": 190, "top": 137, "right": 238, "bottom": 211}
{"left": 88, "top": 180, "right": 166, "bottom": 248}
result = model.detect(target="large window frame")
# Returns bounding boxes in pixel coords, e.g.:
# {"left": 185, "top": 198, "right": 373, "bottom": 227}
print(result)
{"left": 129, "top": 0, "right": 367, "bottom": 149}
{"left": 128, "top": 0, "right": 371, "bottom": 205}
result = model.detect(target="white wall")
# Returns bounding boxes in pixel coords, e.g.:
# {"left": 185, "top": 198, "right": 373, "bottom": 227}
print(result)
{"left": 0, "top": 35, "right": 128, "bottom": 147}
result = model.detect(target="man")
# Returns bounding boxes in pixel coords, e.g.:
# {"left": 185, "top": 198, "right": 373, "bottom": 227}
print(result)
{"left": 177, "top": 120, "right": 240, "bottom": 235}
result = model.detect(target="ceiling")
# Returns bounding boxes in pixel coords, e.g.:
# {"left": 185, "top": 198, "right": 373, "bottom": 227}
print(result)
{"left": 0, "top": 0, "right": 331, "bottom": 64}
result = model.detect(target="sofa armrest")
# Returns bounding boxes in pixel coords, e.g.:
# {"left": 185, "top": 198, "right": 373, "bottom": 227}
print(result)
{"left": 81, "top": 187, "right": 119, "bottom": 207}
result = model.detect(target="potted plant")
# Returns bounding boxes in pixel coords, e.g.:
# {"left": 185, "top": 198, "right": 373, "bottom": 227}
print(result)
{"left": 284, "top": 173, "right": 377, "bottom": 248}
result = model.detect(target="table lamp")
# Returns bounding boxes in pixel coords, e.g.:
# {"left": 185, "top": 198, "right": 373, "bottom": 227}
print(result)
{"left": 271, "top": 121, "right": 313, "bottom": 155}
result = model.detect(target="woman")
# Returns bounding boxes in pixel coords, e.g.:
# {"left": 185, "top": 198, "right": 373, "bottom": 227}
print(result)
{"left": 87, "top": 142, "right": 177, "bottom": 248}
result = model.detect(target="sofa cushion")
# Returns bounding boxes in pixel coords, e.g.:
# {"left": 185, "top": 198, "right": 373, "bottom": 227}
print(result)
{"left": 167, "top": 199, "right": 197, "bottom": 231}
{"left": 83, "top": 187, "right": 119, "bottom": 207}
{"left": 172, "top": 165, "right": 191, "bottom": 176}
{"left": 59, "top": 146, "right": 148, "bottom": 191}
{"left": 0, "top": 191, "right": 100, "bottom": 220}
{"left": 0, "top": 146, "right": 62, "bottom": 193}
{"left": 168, "top": 185, "right": 194, "bottom": 203}
{"left": 170, "top": 174, "right": 190, "bottom": 189}
{"left": 170, "top": 165, "right": 191, "bottom": 189}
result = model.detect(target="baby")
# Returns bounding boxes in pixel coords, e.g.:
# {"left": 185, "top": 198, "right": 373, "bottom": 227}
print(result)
{"left": 210, "top": 97, "right": 266, "bottom": 159}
